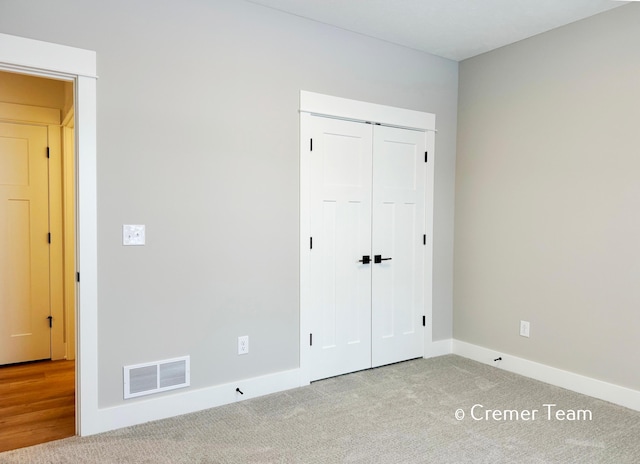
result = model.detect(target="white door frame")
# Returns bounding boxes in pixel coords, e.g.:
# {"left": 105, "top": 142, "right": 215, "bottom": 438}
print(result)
{"left": 299, "top": 91, "right": 436, "bottom": 385}
{"left": 0, "top": 33, "right": 99, "bottom": 436}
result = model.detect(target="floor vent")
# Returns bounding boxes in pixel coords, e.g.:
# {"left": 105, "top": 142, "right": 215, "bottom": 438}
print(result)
{"left": 124, "top": 356, "right": 190, "bottom": 399}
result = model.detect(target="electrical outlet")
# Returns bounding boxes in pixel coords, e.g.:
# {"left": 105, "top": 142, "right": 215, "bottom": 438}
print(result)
{"left": 520, "top": 320, "right": 530, "bottom": 338}
{"left": 238, "top": 335, "right": 249, "bottom": 355}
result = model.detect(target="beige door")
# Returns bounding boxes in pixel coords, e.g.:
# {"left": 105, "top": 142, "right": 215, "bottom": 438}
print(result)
{"left": 0, "top": 121, "right": 51, "bottom": 364}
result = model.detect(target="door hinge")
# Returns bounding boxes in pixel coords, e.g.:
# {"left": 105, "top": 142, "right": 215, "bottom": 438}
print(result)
{"left": 422, "top": 316, "right": 426, "bottom": 327}
{"left": 46, "top": 147, "right": 50, "bottom": 158}
{"left": 47, "top": 232, "right": 51, "bottom": 244}
{"left": 47, "top": 316, "right": 53, "bottom": 328}
{"left": 423, "top": 234, "right": 426, "bottom": 245}
{"left": 76, "top": 272, "right": 80, "bottom": 283}
{"left": 310, "top": 138, "right": 313, "bottom": 152}
{"left": 310, "top": 237, "right": 313, "bottom": 249}
{"left": 310, "top": 333, "right": 313, "bottom": 346}
{"left": 425, "top": 151, "right": 428, "bottom": 163}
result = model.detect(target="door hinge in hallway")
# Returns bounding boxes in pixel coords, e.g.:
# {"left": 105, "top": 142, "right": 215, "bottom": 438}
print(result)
{"left": 422, "top": 316, "right": 426, "bottom": 327}
{"left": 310, "top": 237, "right": 313, "bottom": 249}
{"left": 47, "top": 316, "right": 53, "bottom": 328}
{"left": 310, "top": 138, "right": 313, "bottom": 151}
{"left": 76, "top": 272, "right": 80, "bottom": 283}
{"left": 46, "top": 147, "right": 50, "bottom": 158}
{"left": 423, "top": 234, "right": 426, "bottom": 245}
{"left": 47, "top": 233, "right": 51, "bottom": 244}
{"left": 310, "top": 333, "right": 313, "bottom": 346}
{"left": 425, "top": 151, "right": 428, "bottom": 163}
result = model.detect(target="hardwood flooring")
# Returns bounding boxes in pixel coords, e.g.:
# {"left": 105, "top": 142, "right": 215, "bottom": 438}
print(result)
{"left": 0, "top": 360, "right": 75, "bottom": 452}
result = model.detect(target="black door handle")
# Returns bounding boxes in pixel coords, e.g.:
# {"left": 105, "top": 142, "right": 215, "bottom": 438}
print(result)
{"left": 374, "top": 255, "right": 392, "bottom": 264}
{"left": 358, "top": 255, "right": 371, "bottom": 264}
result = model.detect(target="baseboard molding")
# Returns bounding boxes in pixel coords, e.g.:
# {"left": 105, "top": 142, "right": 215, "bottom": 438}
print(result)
{"left": 426, "top": 338, "right": 453, "bottom": 358}
{"left": 84, "top": 368, "right": 301, "bottom": 436}
{"left": 452, "top": 340, "right": 640, "bottom": 413}
{"left": 83, "top": 341, "right": 640, "bottom": 435}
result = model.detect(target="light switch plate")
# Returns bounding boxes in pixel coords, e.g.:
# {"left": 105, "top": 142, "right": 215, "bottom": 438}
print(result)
{"left": 123, "top": 224, "right": 145, "bottom": 246}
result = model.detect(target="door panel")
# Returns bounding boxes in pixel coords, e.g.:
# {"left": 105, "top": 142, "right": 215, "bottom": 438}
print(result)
{"left": 309, "top": 118, "right": 426, "bottom": 380}
{"left": 0, "top": 122, "right": 50, "bottom": 365}
{"left": 371, "top": 125, "right": 425, "bottom": 368}
{"left": 310, "top": 116, "right": 373, "bottom": 381}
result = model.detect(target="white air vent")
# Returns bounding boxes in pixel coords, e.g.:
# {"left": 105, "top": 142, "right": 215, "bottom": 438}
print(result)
{"left": 123, "top": 356, "right": 190, "bottom": 399}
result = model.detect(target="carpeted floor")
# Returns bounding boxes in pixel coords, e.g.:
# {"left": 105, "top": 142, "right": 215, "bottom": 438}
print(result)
{"left": 1, "top": 355, "right": 639, "bottom": 463}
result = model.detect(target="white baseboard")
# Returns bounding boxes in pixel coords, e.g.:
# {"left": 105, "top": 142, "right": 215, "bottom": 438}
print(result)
{"left": 452, "top": 340, "right": 640, "bottom": 412}
{"left": 84, "top": 368, "right": 301, "bottom": 436}
{"left": 426, "top": 338, "right": 453, "bottom": 357}
{"left": 83, "top": 341, "right": 640, "bottom": 435}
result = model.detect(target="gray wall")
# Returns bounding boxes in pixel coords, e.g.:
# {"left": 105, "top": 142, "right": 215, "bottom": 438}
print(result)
{"left": 0, "top": 0, "right": 457, "bottom": 407}
{"left": 455, "top": 4, "right": 640, "bottom": 390}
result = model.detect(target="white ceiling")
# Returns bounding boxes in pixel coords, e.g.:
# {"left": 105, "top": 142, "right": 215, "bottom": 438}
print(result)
{"left": 245, "top": 0, "right": 629, "bottom": 61}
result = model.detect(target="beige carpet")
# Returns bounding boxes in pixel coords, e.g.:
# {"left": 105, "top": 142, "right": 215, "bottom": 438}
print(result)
{"left": 1, "top": 355, "right": 639, "bottom": 463}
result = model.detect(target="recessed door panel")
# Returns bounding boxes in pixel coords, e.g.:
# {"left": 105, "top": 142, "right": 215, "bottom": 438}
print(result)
{"left": 0, "top": 137, "right": 30, "bottom": 185}
{"left": 320, "top": 200, "right": 338, "bottom": 348}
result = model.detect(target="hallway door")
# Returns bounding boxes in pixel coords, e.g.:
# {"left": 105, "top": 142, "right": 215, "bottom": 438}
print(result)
{"left": 0, "top": 121, "right": 51, "bottom": 364}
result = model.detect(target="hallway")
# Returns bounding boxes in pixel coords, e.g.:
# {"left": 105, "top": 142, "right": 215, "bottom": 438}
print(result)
{"left": 0, "top": 360, "right": 75, "bottom": 452}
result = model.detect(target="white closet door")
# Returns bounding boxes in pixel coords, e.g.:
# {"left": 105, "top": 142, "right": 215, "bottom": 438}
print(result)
{"left": 371, "top": 125, "right": 426, "bottom": 368}
{"left": 309, "top": 116, "right": 373, "bottom": 381}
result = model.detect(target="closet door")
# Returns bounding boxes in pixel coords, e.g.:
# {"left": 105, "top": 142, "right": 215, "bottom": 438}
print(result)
{"left": 307, "top": 116, "right": 427, "bottom": 381}
{"left": 309, "top": 116, "right": 373, "bottom": 381}
{"left": 371, "top": 125, "right": 426, "bottom": 367}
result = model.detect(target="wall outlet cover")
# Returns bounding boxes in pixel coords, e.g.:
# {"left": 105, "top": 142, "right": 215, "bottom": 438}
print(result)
{"left": 238, "top": 335, "right": 249, "bottom": 355}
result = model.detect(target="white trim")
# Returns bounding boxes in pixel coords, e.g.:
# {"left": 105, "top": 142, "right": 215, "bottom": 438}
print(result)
{"left": 0, "top": 33, "right": 97, "bottom": 78}
{"left": 88, "top": 368, "right": 301, "bottom": 435}
{"left": 75, "top": 75, "right": 98, "bottom": 435}
{"left": 453, "top": 340, "right": 640, "bottom": 412}
{"left": 427, "top": 338, "right": 453, "bottom": 358}
{"left": 300, "top": 91, "right": 435, "bottom": 132}
{"left": 299, "top": 91, "right": 437, "bottom": 385}
{"left": 0, "top": 33, "right": 99, "bottom": 436}
{"left": 299, "top": 111, "right": 312, "bottom": 387}
{"left": 423, "top": 129, "right": 436, "bottom": 357}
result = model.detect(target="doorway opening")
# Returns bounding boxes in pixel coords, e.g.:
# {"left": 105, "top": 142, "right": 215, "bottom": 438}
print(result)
{"left": 0, "top": 31, "right": 99, "bottom": 439}
{"left": 0, "top": 69, "right": 77, "bottom": 451}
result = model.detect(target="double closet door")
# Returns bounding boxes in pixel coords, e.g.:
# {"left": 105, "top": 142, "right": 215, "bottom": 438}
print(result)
{"left": 309, "top": 115, "right": 427, "bottom": 381}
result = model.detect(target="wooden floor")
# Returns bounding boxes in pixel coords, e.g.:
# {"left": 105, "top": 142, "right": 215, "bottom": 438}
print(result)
{"left": 0, "top": 360, "right": 75, "bottom": 452}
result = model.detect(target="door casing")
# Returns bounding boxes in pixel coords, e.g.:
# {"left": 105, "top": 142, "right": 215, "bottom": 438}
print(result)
{"left": 299, "top": 90, "right": 436, "bottom": 385}
{"left": 0, "top": 32, "right": 98, "bottom": 436}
